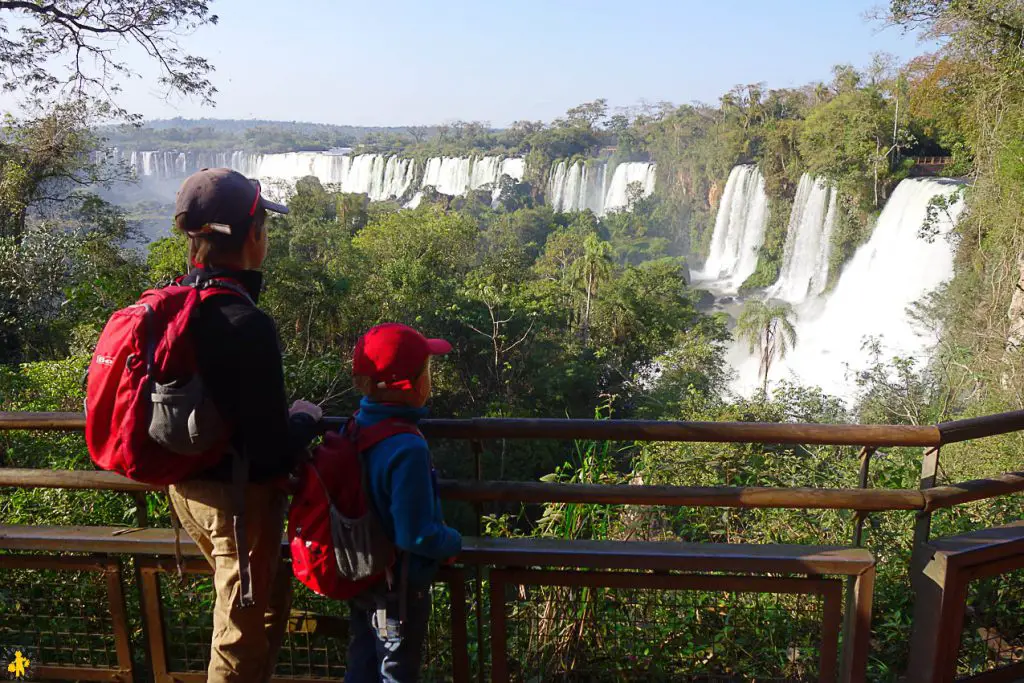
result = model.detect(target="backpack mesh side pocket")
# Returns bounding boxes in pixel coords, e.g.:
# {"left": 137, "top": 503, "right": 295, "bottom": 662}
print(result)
{"left": 328, "top": 503, "right": 395, "bottom": 581}
{"left": 149, "top": 375, "right": 228, "bottom": 456}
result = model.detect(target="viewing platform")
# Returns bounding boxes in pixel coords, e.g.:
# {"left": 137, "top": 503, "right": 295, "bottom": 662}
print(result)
{"left": 1, "top": 410, "right": 1023, "bottom": 682}
{"left": 909, "top": 157, "right": 954, "bottom": 177}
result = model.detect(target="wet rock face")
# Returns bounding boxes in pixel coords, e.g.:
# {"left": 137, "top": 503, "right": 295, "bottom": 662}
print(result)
{"left": 1007, "top": 253, "right": 1024, "bottom": 352}
{"left": 708, "top": 181, "right": 722, "bottom": 211}
{"left": 998, "top": 254, "right": 1024, "bottom": 391}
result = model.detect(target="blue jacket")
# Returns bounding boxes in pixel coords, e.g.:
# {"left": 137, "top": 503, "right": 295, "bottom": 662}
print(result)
{"left": 354, "top": 397, "right": 462, "bottom": 587}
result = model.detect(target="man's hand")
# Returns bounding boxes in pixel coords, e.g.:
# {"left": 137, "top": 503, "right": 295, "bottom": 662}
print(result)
{"left": 290, "top": 400, "right": 323, "bottom": 421}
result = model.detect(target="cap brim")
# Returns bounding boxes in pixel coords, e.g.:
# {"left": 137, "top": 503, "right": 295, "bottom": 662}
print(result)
{"left": 260, "top": 197, "right": 289, "bottom": 214}
{"left": 426, "top": 338, "right": 452, "bottom": 355}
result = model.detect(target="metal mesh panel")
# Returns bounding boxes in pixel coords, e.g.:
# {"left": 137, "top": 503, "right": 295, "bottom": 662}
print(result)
{"left": 499, "top": 580, "right": 827, "bottom": 682}
{"left": 157, "top": 568, "right": 463, "bottom": 680}
{"left": 0, "top": 562, "right": 121, "bottom": 671}
{"left": 956, "top": 567, "right": 1024, "bottom": 679}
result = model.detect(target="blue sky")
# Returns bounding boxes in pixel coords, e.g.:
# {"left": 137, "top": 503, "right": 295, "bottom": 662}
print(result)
{"left": 116, "top": 0, "right": 933, "bottom": 126}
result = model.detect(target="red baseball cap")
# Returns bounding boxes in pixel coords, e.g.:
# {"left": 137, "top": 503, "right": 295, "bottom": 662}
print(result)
{"left": 352, "top": 323, "right": 452, "bottom": 390}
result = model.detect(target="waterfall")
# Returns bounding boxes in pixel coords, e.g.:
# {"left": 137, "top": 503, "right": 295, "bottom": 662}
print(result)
{"left": 733, "top": 177, "right": 965, "bottom": 400}
{"left": 696, "top": 165, "right": 769, "bottom": 291}
{"left": 546, "top": 160, "right": 655, "bottom": 216}
{"left": 768, "top": 175, "right": 837, "bottom": 303}
{"left": 108, "top": 147, "right": 651, "bottom": 215}
{"left": 603, "top": 162, "right": 657, "bottom": 213}
{"left": 419, "top": 156, "right": 524, "bottom": 197}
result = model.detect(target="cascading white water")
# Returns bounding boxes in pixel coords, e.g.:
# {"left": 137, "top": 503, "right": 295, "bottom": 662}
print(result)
{"left": 106, "top": 147, "right": 650, "bottom": 215}
{"left": 604, "top": 162, "right": 657, "bottom": 213}
{"left": 419, "top": 156, "right": 524, "bottom": 197}
{"left": 546, "top": 160, "right": 655, "bottom": 216}
{"left": 733, "top": 177, "right": 965, "bottom": 400}
{"left": 767, "top": 175, "right": 837, "bottom": 303}
{"left": 696, "top": 165, "right": 769, "bottom": 291}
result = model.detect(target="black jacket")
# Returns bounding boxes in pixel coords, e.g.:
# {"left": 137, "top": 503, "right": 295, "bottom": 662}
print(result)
{"left": 181, "top": 267, "right": 318, "bottom": 482}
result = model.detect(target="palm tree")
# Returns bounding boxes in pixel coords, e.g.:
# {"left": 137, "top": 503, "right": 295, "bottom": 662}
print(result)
{"left": 570, "top": 233, "right": 614, "bottom": 343}
{"left": 735, "top": 301, "right": 798, "bottom": 394}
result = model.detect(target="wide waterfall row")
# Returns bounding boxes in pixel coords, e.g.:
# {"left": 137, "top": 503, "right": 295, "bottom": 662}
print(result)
{"left": 104, "top": 148, "right": 658, "bottom": 214}
{"left": 767, "top": 174, "right": 838, "bottom": 304}
{"left": 237, "top": 152, "right": 417, "bottom": 201}
{"left": 102, "top": 149, "right": 524, "bottom": 203}
{"left": 546, "top": 161, "right": 656, "bottom": 216}
{"left": 695, "top": 165, "right": 769, "bottom": 290}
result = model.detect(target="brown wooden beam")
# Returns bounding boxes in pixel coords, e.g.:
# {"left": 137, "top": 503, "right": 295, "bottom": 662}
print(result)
{"left": 936, "top": 410, "right": 1024, "bottom": 445}
{"left": 461, "top": 536, "right": 875, "bottom": 576}
{"left": 6, "top": 408, "right": 1024, "bottom": 445}
{"left": 922, "top": 472, "right": 1024, "bottom": 511}
{"left": 439, "top": 479, "right": 926, "bottom": 511}
{"left": 0, "top": 468, "right": 154, "bottom": 492}
{"left": 6, "top": 465, "right": 1024, "bottom": 514}
{"left": 0, "top": 411, "right": 944, "bottom": 446}
{"left": 0, "top": 467, "right": 928, "bottom": 511}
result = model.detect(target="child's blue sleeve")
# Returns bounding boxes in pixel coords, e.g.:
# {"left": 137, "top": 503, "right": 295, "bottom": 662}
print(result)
{"left": 387, "top": 440, "right": 462, "bottom": 560}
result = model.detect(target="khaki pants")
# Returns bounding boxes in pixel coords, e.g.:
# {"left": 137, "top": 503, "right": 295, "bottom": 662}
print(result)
{"left": 169, "top": 480, "right": 292, "bottom": 683}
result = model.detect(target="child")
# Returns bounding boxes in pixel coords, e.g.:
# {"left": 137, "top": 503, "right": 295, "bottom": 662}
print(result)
{"left": 345, "top": 322, "right": 462, "bottom": 683}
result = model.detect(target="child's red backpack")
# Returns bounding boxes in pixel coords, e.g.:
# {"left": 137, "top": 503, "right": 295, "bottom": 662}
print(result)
{"left": 85, "top": 278, "right": 252, "bottom": 485}
{"left": 288, "top": 416, "right": 420, "bottom": 600}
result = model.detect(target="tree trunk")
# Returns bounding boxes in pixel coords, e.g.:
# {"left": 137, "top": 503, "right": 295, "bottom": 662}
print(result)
{"left": 583, "top": 270, "right": 594, "bottom": 343}
{"left": 761, "top": 325, "right": 771, "bottom": 395}
{"left": 874, "top": 139, "right": 880, "bottom": 208}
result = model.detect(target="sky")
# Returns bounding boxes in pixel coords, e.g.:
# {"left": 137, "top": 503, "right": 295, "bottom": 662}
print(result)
{"left": 100, "top": 0, "right": 934, "bottom": 126}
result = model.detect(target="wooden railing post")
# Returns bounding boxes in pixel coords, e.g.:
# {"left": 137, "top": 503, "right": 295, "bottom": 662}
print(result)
{"left": 470, "top": 439, "right": 486, "bottom": 683}
{"left": 907, "top": 446, "right": 942, "bottom": 681}
{"left": 841, "top": 446, "right": 875, "bottom": 680}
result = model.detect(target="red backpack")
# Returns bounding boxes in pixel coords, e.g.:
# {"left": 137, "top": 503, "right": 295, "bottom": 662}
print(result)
{"left": 288, "top": 416, "right": 421, "bottom": 600}
{"left": 85, "top": 278, "right": 252, "bottom": 484}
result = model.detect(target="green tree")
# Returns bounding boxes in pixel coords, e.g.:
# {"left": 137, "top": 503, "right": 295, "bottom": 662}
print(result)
{"left": 799, "top": 85, "right": 897, "bottom": 208}
{"left": 735, "top": 301, "right": 797, "bottom": 394}
{"left": 0, "top": 0, "right": 217, "bottom": 113}
{"left": 570, "top": 232, "right": 614, "bottom": 344}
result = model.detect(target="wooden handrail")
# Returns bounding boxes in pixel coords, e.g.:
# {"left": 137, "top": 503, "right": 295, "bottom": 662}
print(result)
{"left": 2, "top": 467, "right": 1023, "bottom": 513}
{"left": 922, "top": 472, "right": 1024, "bottom": 511}
{"left": 936, "top": 410, "right": 1024, "bottom": 445}
{"left": 441, "top": 479, "right": 925, "bottom": 511}
{"left": 0, "top": 411, "right": 946, "bottom": 446}
{"left": 2, "top": 410, "right": 1023, "bottom": 512}
{"left": 5, "top": 409, "right": 1024, "bottom": 447}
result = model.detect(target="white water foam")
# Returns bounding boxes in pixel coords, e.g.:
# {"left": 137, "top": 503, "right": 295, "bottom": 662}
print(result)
{"left": 732, "top": 177, "right": 965, "bottom": 400}
{"left": 694, "top": 165, "right": 769, "bottom": 292}
{"left": 767, "top": 174, "right": 837, "bottom": 304}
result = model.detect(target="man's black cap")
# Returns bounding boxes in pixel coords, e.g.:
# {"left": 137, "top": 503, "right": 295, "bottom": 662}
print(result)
{"left": 175, "top": 167, "right": 288, "bottom": 236}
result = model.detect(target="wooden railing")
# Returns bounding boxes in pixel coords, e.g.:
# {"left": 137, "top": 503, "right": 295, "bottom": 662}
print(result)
{"left": 2, "top": 410, "right": 1024, "bottom": 682}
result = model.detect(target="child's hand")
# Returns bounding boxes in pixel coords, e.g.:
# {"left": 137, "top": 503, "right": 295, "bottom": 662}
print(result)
{"left": 290, "top": 400, "right": 323, "bottom": 421}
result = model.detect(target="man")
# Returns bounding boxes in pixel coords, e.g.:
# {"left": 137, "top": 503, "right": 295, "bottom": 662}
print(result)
{"left": 168, "top": 168, "right": 321, "bottom": 682}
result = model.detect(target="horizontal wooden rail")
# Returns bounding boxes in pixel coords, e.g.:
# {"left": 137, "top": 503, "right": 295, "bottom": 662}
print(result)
{"left": 936, "top": 410, "right": 1024, "bottom": 445}
{"left": 441, "top": 479, "right": 925, "bottom": 511}
{"left": 6, "top": 411, "right": 1024, "bottom": 446}
{"left": 2, "top": 467, "right": 1022, "bottom": 513}
{"left": 0, "top": 468, "right": 154, "bottom": 493}
{"left": 922, "top": 472, "right": 1024, "bottom": 511}
{"left": 0, "top": 411, "right": 945, "bottom": 446}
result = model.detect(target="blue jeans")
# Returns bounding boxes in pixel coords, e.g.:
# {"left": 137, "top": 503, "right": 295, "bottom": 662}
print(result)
{"left": 345, "top": 586, "right": 432, "bottom": 683}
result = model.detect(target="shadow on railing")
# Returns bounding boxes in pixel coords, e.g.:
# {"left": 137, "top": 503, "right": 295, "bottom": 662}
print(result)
{"left": 1, "top": 410, "right": 1024, "bottom": 682}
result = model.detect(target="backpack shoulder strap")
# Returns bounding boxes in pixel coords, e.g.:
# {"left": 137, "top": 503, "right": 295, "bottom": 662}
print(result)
{"left": 195, "top": 278, "right": 255, "bottom": 306}
{"left": 351, "top": 417, "right": 423, "bottom": 453}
